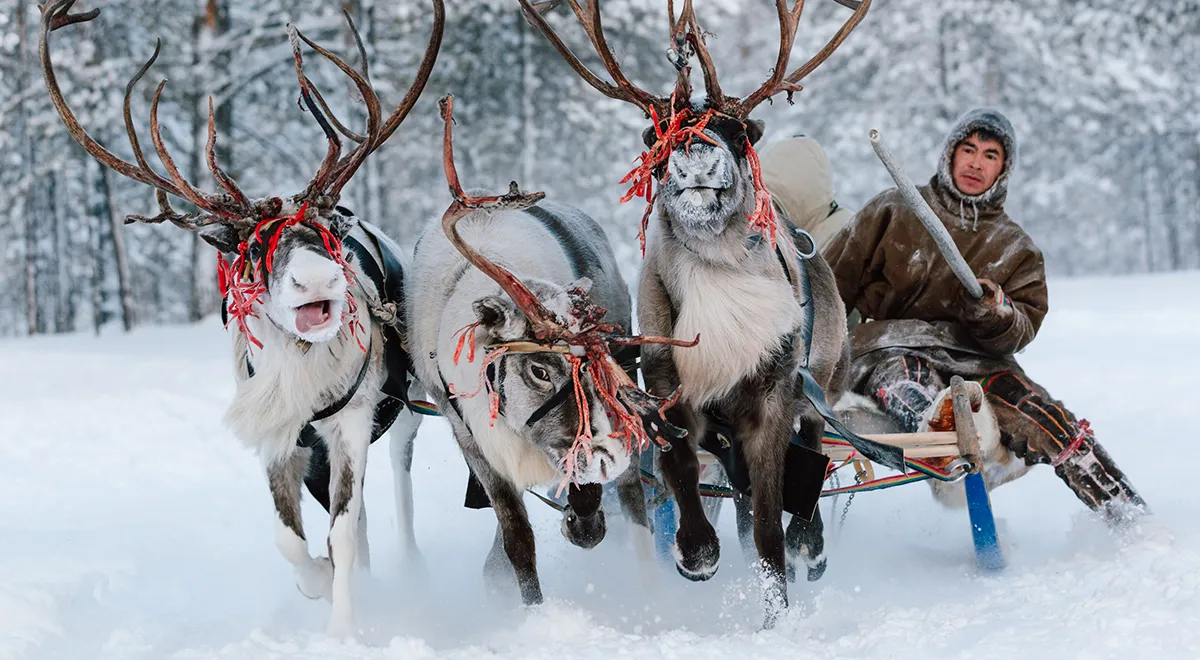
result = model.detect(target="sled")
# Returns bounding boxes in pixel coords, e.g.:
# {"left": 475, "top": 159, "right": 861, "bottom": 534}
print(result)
{"left": 641, "top": 376, "right": 1006, "bottom": 572}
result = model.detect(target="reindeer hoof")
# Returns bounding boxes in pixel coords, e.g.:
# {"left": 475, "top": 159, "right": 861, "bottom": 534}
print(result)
{"left": 806, "top": 558, "right": 827, "bottom": 582}
{"left": 561, "top": 507, "right": 606, "bottom": 549}
{"left": 673, "top": 525, "right": 720, "bottom": 581}
{"left": 325, "top": 615, "right": 357, "bottom": 639}
{"left": 295, "top": 556, "right": 334, "bottom": 601}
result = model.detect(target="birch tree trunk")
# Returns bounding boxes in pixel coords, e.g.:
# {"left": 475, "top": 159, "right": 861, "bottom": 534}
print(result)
{"left": 15, "top": 2, "right": 38, "bottom": 335}
{"left": 187, "top": 0, "right": 229, "bottom": 323}
{"left": 94, "top": 155, "right": 136, "bottom": 331}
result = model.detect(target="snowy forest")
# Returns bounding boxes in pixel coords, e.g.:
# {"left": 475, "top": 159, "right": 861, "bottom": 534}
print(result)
{"left": 0, "top": 0, "right": 1196, "bottom": 337}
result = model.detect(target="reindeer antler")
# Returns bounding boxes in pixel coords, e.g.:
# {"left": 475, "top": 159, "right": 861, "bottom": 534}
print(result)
{"left": 438, "top": 94, "right": 693, "bottom": 456}
{"left": 729, "top": 0, "right": 872, "bottom": 118}
{"left": 518, "top": 0, "right": 682, "bottom": 119}
{"left": 525, "top": 0, "right": 868, "bottom": 122}
{"left": 289, "top": 0, "right": 445, "bottom": 207}
{"left": 40, "top": 0, "right": 255, "bottom": 228}
{"left": 438, "top": 95, "right": 560, "bottom": 342}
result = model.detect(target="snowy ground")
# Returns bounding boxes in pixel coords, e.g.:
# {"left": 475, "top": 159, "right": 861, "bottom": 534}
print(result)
{"left": 2, "top": 271, "right": 1198, "bottom": 660}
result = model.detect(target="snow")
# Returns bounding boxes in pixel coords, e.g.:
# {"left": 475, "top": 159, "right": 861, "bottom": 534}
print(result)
{"left": 3, "top": 271, "right": 1199, "bottom": 659}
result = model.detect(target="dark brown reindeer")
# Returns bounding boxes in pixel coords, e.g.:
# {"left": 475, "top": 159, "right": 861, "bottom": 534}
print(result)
{"left": 522, "top": 0, "right": 897, "bottom": 625}
{"left": 40, "top": 0, "right": 443, "bottom": 636}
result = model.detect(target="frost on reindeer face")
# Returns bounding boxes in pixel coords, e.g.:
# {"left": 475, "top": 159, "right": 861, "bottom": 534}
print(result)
{"left": 261, "top": 228, "right": 351, "bottom": 344}
{"left": 659, "top": 130, "right": 745, "bottom": 240}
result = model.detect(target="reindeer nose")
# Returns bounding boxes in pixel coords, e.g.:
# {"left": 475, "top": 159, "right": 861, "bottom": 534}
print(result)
{"left": 286, "top": 250, "right": 345, "bottom": 295}
{"left": 670, "top": 146, "right": 729, "bottom": 189}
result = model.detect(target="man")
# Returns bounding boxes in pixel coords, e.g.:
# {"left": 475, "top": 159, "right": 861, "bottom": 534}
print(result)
{"left": 824, "top": 108, "right": 1145, "bottom": 523}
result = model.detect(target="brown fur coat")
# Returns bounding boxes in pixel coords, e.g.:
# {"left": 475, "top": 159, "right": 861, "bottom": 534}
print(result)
{"left": 824, "top": 175, "right": 1048, "bottom": 388}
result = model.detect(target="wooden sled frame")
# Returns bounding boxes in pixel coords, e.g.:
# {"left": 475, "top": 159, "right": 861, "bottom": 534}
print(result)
{"left": 642, "top": 376, "right": 1005, "bottom": 572}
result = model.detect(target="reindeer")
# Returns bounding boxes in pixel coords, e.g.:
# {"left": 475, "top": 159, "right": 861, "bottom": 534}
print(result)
{"left": 406, "top": 95, "right": 693, "bottom": 605}
{"left": 522, "top": 0, "right": 905, "bottom": 625}
{"left": 39, "top": 0, "right": 444, "bottom": 636}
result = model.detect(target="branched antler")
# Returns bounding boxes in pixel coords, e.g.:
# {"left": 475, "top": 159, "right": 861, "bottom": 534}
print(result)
{"left": 42, "top": 0, "right": 444, "bottom": 236}
{"left": 288, "top": 1, "right": 445, "bottom": 207}
{"left": 518, "top": 0, "right": 674, "bottom": 118}
{"left": 525, "top": 0, "right": 870, "bottom": 121}
{"left": 731, "top": 0, "right": 872, "bottom": 116}
{"left": 40, "top": 0, "right": 252, "bottom": 227}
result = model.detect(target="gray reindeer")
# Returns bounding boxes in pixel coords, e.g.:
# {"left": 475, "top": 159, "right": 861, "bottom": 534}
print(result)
{"left": 406, "top": 96, "right": 693, "bottom": 605}
{"left": 523, "top": 0, "right": 901, "bottom": 625}
{"left": 40, "top": 0, "right": 444, "bottom": 636}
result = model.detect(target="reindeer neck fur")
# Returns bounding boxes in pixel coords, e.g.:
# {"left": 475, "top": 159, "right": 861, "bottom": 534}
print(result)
{"left": 226, "top": 267, "right": 382, "bottom": 467}
{"left": 652, "top": 199, "right": 806, "bottom": 406}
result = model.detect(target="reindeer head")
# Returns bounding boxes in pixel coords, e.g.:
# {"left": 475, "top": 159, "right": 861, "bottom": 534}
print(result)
{"left": 438, "top": 95, "right": 693, "bottom": 490}
{"left": 522, "top": 0, "right": 871, "bottom": 249}
{"left": 468, "top": 280, "right": 631, "bottom": 483}
{"left": 39, "top": 0, "right": 444, "bottom": 347}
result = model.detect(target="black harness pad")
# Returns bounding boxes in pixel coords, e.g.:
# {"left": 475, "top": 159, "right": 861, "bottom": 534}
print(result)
{"left": 699, "top": 416, "right": 830, "bottom": 521}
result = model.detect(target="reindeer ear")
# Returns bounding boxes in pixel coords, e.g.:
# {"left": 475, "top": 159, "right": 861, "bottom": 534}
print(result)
{"left": 472, "top": 295, "right": 516, "bottom": 333}
{"left": 745, "top": 119, "right": 766, "bottom": 147}
{"left": 330, "top": 207, "right": 359, "bottom": 240}
{"left": 198, "top": 225, "right": 240, "bottom": 254}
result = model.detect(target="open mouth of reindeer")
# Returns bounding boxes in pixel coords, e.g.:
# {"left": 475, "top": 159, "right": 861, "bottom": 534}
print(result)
{"left": 291, "top": 296, "right": 350, "bottom": 339}
{"left": 294, "top": 300, "right": 336, "bottom": 334}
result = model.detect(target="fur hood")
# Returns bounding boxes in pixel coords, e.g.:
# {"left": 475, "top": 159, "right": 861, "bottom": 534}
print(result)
{"left": 759, "top": 136, "right": 853, "bottom": 249}
{"left": 934, "top": 107, "right": 1018, "bottom": 210}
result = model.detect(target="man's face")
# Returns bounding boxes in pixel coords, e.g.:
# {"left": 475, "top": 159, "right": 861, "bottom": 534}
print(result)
{"left": 951, "top": 133, "right": 1005, "bottom": 196}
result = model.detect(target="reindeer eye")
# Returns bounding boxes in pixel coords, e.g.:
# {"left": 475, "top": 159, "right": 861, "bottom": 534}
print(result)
{"left": 248, "top": 244, "right": 261, "bottom": 260}
{"left": 530, "top": 364, "right": 551, "bottom": 383}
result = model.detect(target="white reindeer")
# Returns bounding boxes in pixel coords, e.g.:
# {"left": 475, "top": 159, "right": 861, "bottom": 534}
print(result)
{"left": 39, "top": 0, "right": 444, "bottom": 635}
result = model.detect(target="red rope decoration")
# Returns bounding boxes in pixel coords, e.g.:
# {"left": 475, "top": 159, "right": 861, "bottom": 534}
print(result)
{"left": 619, "top": 100, "right": 781, "bottom": 252}
{"left": 215, "top": 202, "right": 366, "bottom": 353}
{"left": 217, "top": 248, "right": 268, "bottom": 351}
{"left": 448, "top": 345, "right": 509, "bottom": 427}
{"left": 619, "top": 99, "right": 717, "bottom": 255}
{"left": 452, "top": 321, "right": 482, "bottom": 365}
{"left": 554, "top": 354, "right": 596, "bottom": 496}
{"left": 744, "top": 138, "right": 778, "bottom": 249}
{"left": 1051, "top": 419, "right": 1093, "bottom": 467}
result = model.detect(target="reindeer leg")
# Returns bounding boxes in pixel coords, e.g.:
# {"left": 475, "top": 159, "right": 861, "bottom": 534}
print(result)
{"left": 490, "top": 478, "right": 542, "bottom": 605}
{"left": 659, "top": 406, "right": 720, "bottom": 581}
{"left": 389, "top": 403, "right": 425, "bottom": 572}
{"left": 321, "top": 409, "right": 373, "bottom": 638}
{"left": 562, "top": 482, "right": 606, "bottom": 549}
{"left": 785, "top": 402, "right": 827, "bottom": 582}
{"left": 268, "top": 448, "right": 333, "bottom": 602}
{"left": 738, "top": 387, "right": 793, "bottom": 628}
{"left": 356, "top": 500, "right": 371, "bottom": 572}
{"left": 454, "top": 439, "right": 543, "bottom": 606}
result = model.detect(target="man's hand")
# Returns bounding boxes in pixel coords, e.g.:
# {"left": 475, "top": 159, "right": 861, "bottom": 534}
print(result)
{"left": 959, "top": 278, "right": 1013, "bottom": 327}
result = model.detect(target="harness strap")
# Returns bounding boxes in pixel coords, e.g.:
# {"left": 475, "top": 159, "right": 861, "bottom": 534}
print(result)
{"left": 310, "top": 340, "right": 373, "bottom": 423}
{"left": 344, "top": 236, "right": 387, "bottom": 299}
{"left": 789, "top": 224, "right": 907, "bottom": 473}
{"left": 525, "top": 376, "right": 575, "bottom": 427}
